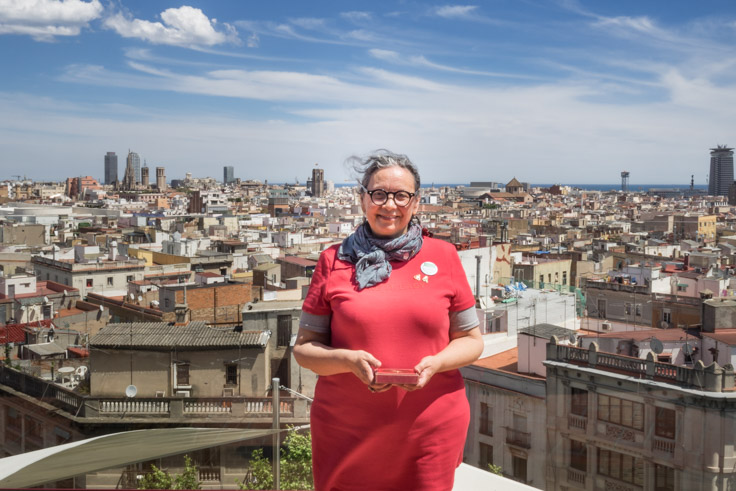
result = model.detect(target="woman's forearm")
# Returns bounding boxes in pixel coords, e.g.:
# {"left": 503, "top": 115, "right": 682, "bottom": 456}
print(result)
{"left": 432, "top": 328, "right": 484, "bottom": 373}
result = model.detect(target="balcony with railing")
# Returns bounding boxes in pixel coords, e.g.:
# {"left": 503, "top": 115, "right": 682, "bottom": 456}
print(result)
{"left": 546, "top": 336, "right": 736, "bottom": 392}
{"left": 505, "top": 427, "right": 531, "bottom": 449}
{"left": 567, "top": 467, "right": 586, "bottom": 487}
{"left": 0, "top": 363, "right": 310, "bottom": 423}
{"left": 568, "top": 413, "right": 587, "bottom": 432}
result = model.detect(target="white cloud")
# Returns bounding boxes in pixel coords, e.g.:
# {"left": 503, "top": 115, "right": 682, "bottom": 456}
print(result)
{"left": 103, "top": 6, "right": 239, "bottom": 48}
{"left": 0, "top": 0, "right": 102, "bottom": 40}
{"left": 340, "top": 11, "right": 372, "bottom": 23}
{"left": 289, "top": 17, "right": 326, "bottom": 30}
{"left": 433, "top": 5, "right": 478, "bottom": 19}
{"left": 246, "top": 32, "right": 259, "bottom": 48}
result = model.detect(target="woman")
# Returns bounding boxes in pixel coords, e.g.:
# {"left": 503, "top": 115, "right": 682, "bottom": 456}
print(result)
{"left": 294, "top": 150, "right": 483, "bottom": 491}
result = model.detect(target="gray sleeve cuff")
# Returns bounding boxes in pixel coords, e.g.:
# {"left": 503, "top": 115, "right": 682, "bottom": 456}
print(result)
{"left": 450, "top": 306, "right": 479, "bottom": 332}
{"left": 299, "top": 311, "right": 331, "bottom": 334}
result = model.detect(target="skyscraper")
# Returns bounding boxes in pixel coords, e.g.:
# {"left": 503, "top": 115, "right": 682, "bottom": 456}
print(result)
{"left": 708, "top": 145, "right": 734, "bottom": 197}
{"left": 223, "top": 166, "right": 234, "bottom": 184}
{"left": 104, "top": 152, "right": 118, "bottom": 185}
{"left": 127, "top": 151, "right": 141, "bottom": 185}
{"left": 311, "top": 165, "right": 324, "bottom": 197}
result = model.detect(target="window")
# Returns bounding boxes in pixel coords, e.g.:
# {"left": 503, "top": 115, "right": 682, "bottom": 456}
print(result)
{"left": 571, "top": 387, "right": 588, "bottom": 416}
{"left": 570, "top": 439, "right": 587, "bottom": 472}
{"left": 598, "top": 394, "right": 644, "bottom": 430}
{"left": 655, "top": 407, "right": 676, "bottom": 440}
{"left": 597, "top": 448, "right": 643, "bottom": 486}
{"left": 511, "top": 455, "right": 527, "bottom": 483}
{"left": 655, "top": 464, "right": 675, "bottom": 491}
{"left": 5, "top": 407, "right": 21, "bottom": 445}
{"left": 225, "top": 364, "right": 237, "bottom": 385}
{"left": 625, "top": 303, "right": 632, "bottom": 315}
{"left": 479, "top": 442, "right": 493, "bottom": 470}
{"left": 663, "top": 309, "right": 672, "bottom": 324}
{"left": 25, "top": 416, "right": 43, "bottom": 447}
{"left": 635, "top": 304, "right": 642, "bottom": 316}
{"left": 127, "top": 275, "right": 134, "bottom": 282}
{"left": 176, "top": 362, "right": 190, "bottom": 386}
{"left": 107, "top": 277, "right": 113, "bottom": 286}
{"left": 539, "top": 275, "right": 544, "bottom": 287}
{"left": 562, "top": 271, "right": 567, "bottom": 286}
{"left": 677, "top": 284, "right": 687, "bottom": 292}
{"left": 277, "top": 315, "right": 292, "bottom": 347}
{"left": 480, "top": 403, "right": 493, "bottom": 436}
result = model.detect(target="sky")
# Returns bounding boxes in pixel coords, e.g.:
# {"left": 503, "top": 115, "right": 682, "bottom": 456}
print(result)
{"left": 1, "top": 1, "right": 736, "bottom": 186}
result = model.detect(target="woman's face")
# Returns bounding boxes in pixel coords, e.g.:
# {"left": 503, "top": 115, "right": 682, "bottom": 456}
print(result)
{"left": 361, "top": 166, "right": 420, "bottom": 239}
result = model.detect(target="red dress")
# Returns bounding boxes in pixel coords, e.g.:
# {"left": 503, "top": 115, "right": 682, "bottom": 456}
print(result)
{"left": 302, "top": 238, "right": 476, "bottom": 491}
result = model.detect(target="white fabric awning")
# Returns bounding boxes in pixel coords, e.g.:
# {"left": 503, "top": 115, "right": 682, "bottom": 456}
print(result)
{"left": 0, "top": 427, "right": 281, "bottom": 489}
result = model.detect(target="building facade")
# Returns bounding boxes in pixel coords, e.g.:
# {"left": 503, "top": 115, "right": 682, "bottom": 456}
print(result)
{"left": 104, "top": 152, "right": 117, "bottom": 186}
{"left": 311, "top": 166, "right": 324, "bottom": 197}
{"left": 708, "top": 145, "right": 734, "bottom": 197}
{"left": 223, "top": 166, "right": 234, "bottom": 184}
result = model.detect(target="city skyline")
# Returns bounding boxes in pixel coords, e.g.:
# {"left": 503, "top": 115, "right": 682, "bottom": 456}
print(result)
{"left": 1, "top": 1, "right": 736, "bottom": 184}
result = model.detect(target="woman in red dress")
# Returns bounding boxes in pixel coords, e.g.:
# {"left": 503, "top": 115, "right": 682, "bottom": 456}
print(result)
{"left": 294, "top": 150, "right": 483, "bottom": 491}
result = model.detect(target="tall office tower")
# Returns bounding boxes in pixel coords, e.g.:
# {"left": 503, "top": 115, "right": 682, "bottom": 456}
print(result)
{"left": 311, "top": 165, "right": 325, "bottom": 197}
{"left": 708, "top": 145, "right": 734, "bottom": 196}
{"left": 140, "top": 165, "right": 149, "bottom": 188}
{"left": 156, "top": 167, "right": 166, "bottom": 191}
{"left": 127, "top": 150, "right": 141, "bottom": 184}
{"left": 621, "top": 171, "right": 629, "bottom": 192}
{"left": 223, "top": 166, "right": 234, "bottom": 184}
{"left": 104, "top": 152, "right": 118, "bottom": 185}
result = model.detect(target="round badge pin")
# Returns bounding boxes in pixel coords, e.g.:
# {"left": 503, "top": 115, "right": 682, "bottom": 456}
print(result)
{"left": 421, "top": 261, "right": 438, "bottom": 276}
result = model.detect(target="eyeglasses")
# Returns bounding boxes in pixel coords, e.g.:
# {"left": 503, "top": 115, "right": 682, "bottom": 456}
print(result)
{"left": 362, "top": 186, "right": 416, "bottom": 206}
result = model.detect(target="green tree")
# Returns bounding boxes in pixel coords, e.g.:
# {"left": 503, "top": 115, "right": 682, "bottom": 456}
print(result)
{"left": 240, "top": 428, "right": 313, "bottom": 490}
{"left": 487, "top": 463, "right": 503, "bottom": 475}
{"left": 138, "top": 455, "right": 201, "bottom": 490}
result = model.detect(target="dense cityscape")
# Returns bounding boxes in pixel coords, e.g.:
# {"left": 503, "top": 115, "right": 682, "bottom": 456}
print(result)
{"left": 0, "top": 145, "right": 732, "bottom": 489}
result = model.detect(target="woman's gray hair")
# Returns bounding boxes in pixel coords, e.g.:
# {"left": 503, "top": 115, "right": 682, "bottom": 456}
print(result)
{"left": 350, "top": 149, "right": 421, "bottom": 194}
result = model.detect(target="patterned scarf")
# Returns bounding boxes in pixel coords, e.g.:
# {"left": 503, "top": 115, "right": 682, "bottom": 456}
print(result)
{"left": 338, "top": 221, "right": 424, "bottom": 290}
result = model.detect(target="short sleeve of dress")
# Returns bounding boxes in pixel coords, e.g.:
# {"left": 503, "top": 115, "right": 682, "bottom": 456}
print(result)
{"left": 447, "top": 244, "right": 477, "bottom": 312}
{"left": 299, "top": 248, "right": 333, "bottom": 333}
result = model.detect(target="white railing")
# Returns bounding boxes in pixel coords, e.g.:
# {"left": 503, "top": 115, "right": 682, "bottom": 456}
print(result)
{"left": 99, "top": 399, "right": 170, "bottom": 413}
{"left": 568, "top": 413, "right": 587, "bottom": 431}
{"left": 184, "top": 400, "right": 232, "bottom": 414}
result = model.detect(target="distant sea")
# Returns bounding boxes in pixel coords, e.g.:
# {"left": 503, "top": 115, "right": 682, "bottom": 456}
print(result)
{"left": 333, "top": 183, "right": 708, "bottom": 192}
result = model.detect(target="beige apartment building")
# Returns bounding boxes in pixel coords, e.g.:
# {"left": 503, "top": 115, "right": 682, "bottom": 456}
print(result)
{"left": 545, "top": 337, "right": 736, "bottom": 491}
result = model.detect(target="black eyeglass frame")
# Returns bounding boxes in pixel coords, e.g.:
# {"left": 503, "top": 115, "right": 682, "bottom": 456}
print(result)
{"left": 360, "top": 185, "right": 417, "bottom": 206}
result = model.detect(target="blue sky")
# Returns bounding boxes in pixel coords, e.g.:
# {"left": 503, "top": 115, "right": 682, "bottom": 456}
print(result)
{"left": 1, "top": 1, "right": 736, "bottom": 186}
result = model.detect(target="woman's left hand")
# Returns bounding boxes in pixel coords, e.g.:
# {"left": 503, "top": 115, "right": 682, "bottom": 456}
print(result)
{"left": 399, "top": 355, "right": 440, "bottom": 391}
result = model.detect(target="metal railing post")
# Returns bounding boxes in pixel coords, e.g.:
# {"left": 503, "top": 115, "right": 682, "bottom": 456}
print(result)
{"left": 272, "top": 377, "right": 280, "bottom": 490}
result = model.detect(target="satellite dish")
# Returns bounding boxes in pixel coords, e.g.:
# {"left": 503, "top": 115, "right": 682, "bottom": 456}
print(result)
{"left": 129, "top": 293, "right": 135, "bottom": 300}
{"left": 660, "top": 320, "right": 669, "bottom": 329}
{"left": 683, "top": 343, "right": 694, "bottom": 356}
{"left": 99, "top": 304, "right": 104, "bottom": 311}
{"left": 43, "top": 296, "right": 49, "bottom": 303}
{"left": 568, "top": 333, "right": 577, "bottom": 344}
{"left": 137, "top": 296, "right": 143, "bottom": 303}
{"left": 650, "top": 337, "right": 664, "bottom": 354}
{"left": 125, "top": 385, "right": 137, "bottom": 398}
{"left": 63, "top": 290, "right": 68, "bottom": 296}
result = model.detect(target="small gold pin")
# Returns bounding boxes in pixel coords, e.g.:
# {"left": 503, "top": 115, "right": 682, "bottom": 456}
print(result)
{"left": 422, "top": 276, "right": 429, "bottom": 283}
{"left": 414, "top": 274, "right": 422, "bottom": 281}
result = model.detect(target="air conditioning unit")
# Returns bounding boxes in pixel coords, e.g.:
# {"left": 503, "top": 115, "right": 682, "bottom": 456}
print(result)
{"left": 601, "top": 322, "right": 612, "bottom": 331}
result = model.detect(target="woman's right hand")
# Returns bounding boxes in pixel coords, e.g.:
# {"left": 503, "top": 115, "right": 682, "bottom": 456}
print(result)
{"left": 346, "top": 350, "right": 391, "bottom": 393}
